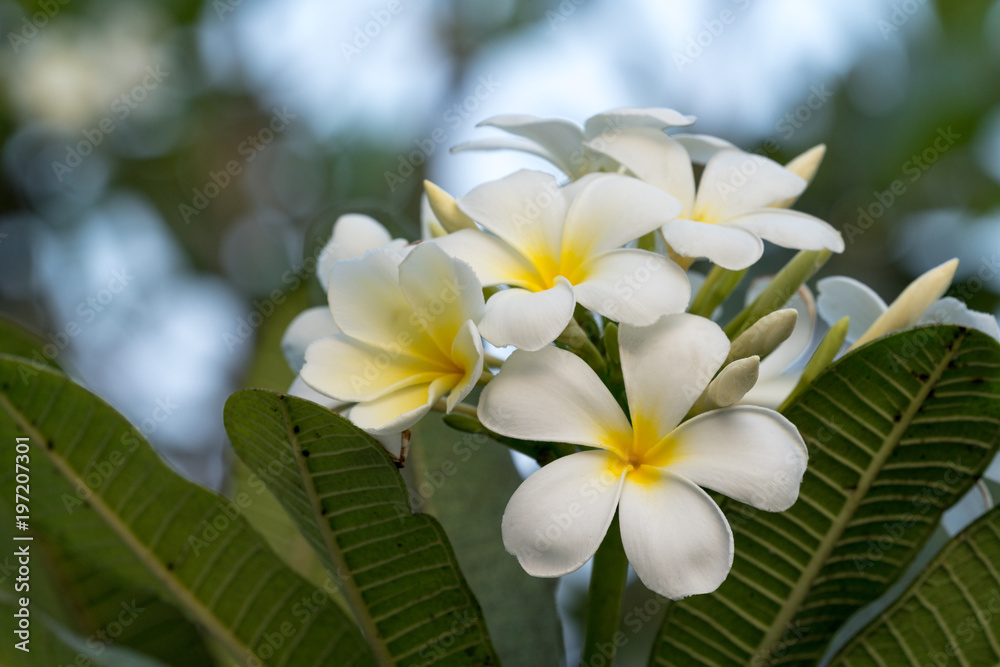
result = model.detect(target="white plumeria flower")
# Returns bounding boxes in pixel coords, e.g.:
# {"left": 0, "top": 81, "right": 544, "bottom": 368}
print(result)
{"left": 434, "top": 169, "right": 690, "bottom": 351}
{"left": 282, "top": 213, "right": 408, "bottom": 390}
{"left": 589, "top": 130, "right": 844, "bottom": 270}
{"left": 817, "top": 258, "right": 1000, "bottom": 350}
{"left": 450, "top": 108, "right": 696, "bottom": 179}
{"left": 479, "top": 314, "right": 808, "bottom": 599}
{"left": 300, "top": 243, "right": 485, "bottom": 439}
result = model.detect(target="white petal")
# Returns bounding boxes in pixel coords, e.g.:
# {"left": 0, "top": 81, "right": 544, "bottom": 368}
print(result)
{"left": 816, "top": 276, "right": 888, "bottom": 342}
{"left": 397, "top": 243, "right": 485, "bottom": 357}
{"left": 853, "top": 258, "right": 959, "bottom": 348}
{"left": 479, "top": 344, "right": 632, "bottom": 450}
{"left": 919, "top": 297, "right": 1000, "bottom": 341}
{"left": 584, "top": 128, "right": 695, "bottom": 214}
{"left": 694, "top": 151, "right": 806, "bottom": 222}
{"left": 281, "top": 307, "right": 339, "bottom": 373}
{"left": 561, "top": 173, "right": 684, "bottom": 260}
{"left": 301, "top": 335, "right": 444, "bottom": 402}
{"left": 327, "top": 249, "right": 445, "bottom": 363}
{"left": 573, "top": 249, "right": 690, "bottom": 325}
{"left": 475, "top": 115, "right": 585, "bottom": 177}
{"left": 738, "top": 373, "right": 802, "bottom": 410}
{"left": 502, "top": 450, "right": 626, "bottom": 577}
{"left": 619, "top": 471, "right": 733, "bottom": 599}
{"left": 457, "top": 170, "right": 568, "bottom": 269}
{"left": 781, "top": 144, "right": 826, "bottom": 187}
{"left": 288, "top": 374, "right": 348, "bottom": 411}
{"left": 660, "top": 218, "right": 763, "bottom": 270}
{"left": 667, "top": 405, "right": 808, "bottom": 512}
{"left": 348, "top": 376, "right": 452, "bottom": 435}
{"left": 618, "top": 314, "right": 730, "bottom": 437}
{"left": 450, "top": 137, "right": 567, "bottom": 173}
{"left": 318, "top": 214, "right": 395, "bottom": 290}
{"left": 478, "top": 279, "right": 576, "bottom": 351}
{"left": 446, "top": 320, "right": 484, "bottom": 412}
{"left": 727, "top": 209, "right": 844, "bottom": 253}
{"left": 671, "top": 133, "right": 738, "bottom": 164}
{"left": 432, "top": 230, "right": 543, "bottom": 289}
{"left": 583, "top": 108, "right": 695, "bottom": 138}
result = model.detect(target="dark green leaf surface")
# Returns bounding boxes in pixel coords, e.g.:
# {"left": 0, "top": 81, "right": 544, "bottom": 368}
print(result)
{"left": 0, "top": 357, "right": 373, "bottom": 666}
{"left": 830, "top": 504, "right": 1000, "bottom": 666}
{"left": 225, "top": 390, "right": 500, "bottom": 667}
{"left": 650, "top": 326, "right": 1000, "bottom": 666}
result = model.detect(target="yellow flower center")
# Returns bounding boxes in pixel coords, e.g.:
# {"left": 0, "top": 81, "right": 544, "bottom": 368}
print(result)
{"left": 603, "top": 415, "right": 682, "bottom": 486}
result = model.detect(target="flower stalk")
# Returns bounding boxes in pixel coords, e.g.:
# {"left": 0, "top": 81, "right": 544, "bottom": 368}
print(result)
{"left": 581, "top": 512, "right": 629, "bottom": 667}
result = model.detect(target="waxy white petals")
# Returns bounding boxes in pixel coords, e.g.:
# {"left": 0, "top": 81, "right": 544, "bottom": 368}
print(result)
{"left": 584, "top": 129, "right": 696, "bottom": 215}
{"left": 318, "top": 214, "right": 401, "bottom": 290}
{"left": 475, "top": 115, "right": 586, "bottom": 176}
{"left": 671, "top": 133, "right": 738, "bottom": 164}
{"left": 446, "top": 320, "right": 485, "bottom": 412}
{"left": 502, "top": 450, "right": 626, "bottom": 577}
{"left": 398, "top": 243, "right": 485, "bottom": 357}
{"left": 451, "top": 136, "right": 568, "bottom": 170}
{"left": 583, "top": 107, "right": 695, "bottom": 138}
{"left": 695, "top": 151, "right": 806, "bottom": 221}
{"left": 328, "top": 249, "right": 441, "bottom": 361}
{"left": 668, "top": 406, "right": 808, "bottom": 512}
{"left": 573, "top": 250, "right": 690, "bottom": 326}
{"left": 348, "top": 376, "right": 452, "bottom": 435}
{"left": 619, "top": 471, "right": 733, "bottom": 599}
{"left": 479, "top": 345, "right": 631, "bottom": 449}
{"left": 457, "top": 170, "right": 568, "bottom": 267}
{"left": 920, "top": 297, "right": 1000, "bottom": 341}
{"left": 728, "top": 209, "right": 845, "bottom": 253}
{"left": 288, "top": 374, "right": 347, "bottom": 411}
{"left": 816, "top": 276, "right": 888, "bottom": 342}
{"left": 562, "top": 173, "right": 684, "bottom": 256}
{"left": 619, "top": 315, "right": 731, "bottom": 436}
{"left": 282, "top": 307, "right": 339, "bottom": 373}
{"left": 660, "top": 219, "right": 764, "bottom": 270}
{"left": 423, "top": 180, "right": 477, "bottom": 235}
{"left": 780, "top": 145, "right": 826, "bottom": 189}
{"left": 301, "top": 335, "right": 441, "bottom": 402}
{"left": 433, "top": 230, "right": 543, "bottom": 289}
{"left": 477, "top": 279, "right": 576, "bottom": 351}
{"left": 853, "top": 258, "right": 958, "bottom": 348}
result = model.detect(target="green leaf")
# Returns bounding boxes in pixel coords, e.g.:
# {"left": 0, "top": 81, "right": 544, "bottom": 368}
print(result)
{"left": 649, "top": 326, "right": 1000, "bottom": 666}
{"left": 0, "top": 316, "right": 61, "bottom": 370}
{"left": 224, "top": 389, "right": 501, "bottom": 667}
{"left": 829, "top": 503, "right": 1000, "bottom": 665}
{"left": 0, "top": 356, "right": 373, "bottom": 666}
{"left": 408, "top": 412, "right": 563, "bottom": 666}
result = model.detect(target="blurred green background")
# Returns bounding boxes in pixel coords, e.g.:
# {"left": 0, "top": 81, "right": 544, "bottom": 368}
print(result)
{"left": 0, "top": 0, "right": 998, "bottom": 661}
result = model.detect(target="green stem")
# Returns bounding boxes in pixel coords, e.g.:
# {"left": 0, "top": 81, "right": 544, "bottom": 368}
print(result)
{"left": 581, "top": 512, "right": 628, "bottom": 667}
{"left": 557, "top": 318, "right": 607, "bottom": 375}
{"left": 725, "top": 249, "right": 832, "bottom": 339}
{"left": 688, "top": 265, "right": 748, "bottom": 318}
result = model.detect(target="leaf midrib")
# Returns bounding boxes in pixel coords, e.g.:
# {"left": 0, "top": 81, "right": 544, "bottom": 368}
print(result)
{"left": 752, "top": 330, "right": 967, "bottom": 664}
{"left": 0, "top": 389, "right": 252, "bottom": 664}
{"left": 276, "top": 397, "right": 395, "bottom": 667}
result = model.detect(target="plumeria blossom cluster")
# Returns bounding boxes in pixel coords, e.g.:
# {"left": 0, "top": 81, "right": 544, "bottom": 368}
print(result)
{"left": 279, "top": 106, "right": 1000, "bottom": 601}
